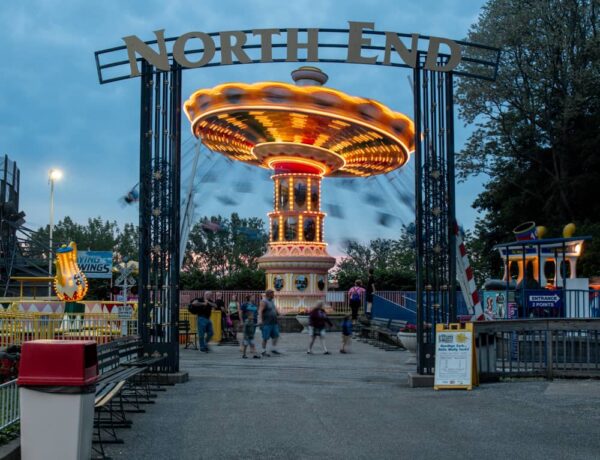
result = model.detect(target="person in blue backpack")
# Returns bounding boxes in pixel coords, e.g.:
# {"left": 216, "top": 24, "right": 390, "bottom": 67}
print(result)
{"left": 340, "top": 315, "right": 353, "bottom": 353}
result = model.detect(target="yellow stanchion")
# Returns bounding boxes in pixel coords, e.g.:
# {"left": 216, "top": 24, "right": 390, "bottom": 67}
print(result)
{"left": 211, "top": 310, "right": 222, "bottom": 343}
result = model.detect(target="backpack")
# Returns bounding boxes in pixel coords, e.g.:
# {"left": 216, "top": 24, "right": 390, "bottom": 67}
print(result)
{"left": 188, "top": 300, "right": 201, "bottom": 315}
{"left": 350, "top": 288, "right": 361, "bottom": 302}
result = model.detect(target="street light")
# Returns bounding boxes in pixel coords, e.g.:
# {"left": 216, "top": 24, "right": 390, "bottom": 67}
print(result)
{"left": 48, "top": 168, "right": 63, "bottom": 297}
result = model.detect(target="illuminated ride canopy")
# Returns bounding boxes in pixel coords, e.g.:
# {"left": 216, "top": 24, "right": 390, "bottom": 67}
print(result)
{"left": 183, "top": 67, "right": 415, "bottom": 310}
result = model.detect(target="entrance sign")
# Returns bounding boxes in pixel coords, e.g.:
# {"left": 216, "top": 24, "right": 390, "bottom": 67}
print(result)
{"left": 95, "top": 22, "right": 500, "bottom": 84}
{"left": 122, "top": 22, "right": 461, "bottom": 76}
{"left": 77, "top": 251, "right": 113, "bottom": 279}
{"left": 94, "top": 23, "right": 500, "bottom": 374}
{"left": 434, "top": 323, "right": 477, "bottom": 390}
{"left": 526, "top": 290, "right": 562, "bottom": 309}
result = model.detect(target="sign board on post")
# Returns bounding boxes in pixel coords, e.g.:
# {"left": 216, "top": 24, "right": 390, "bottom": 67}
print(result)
{"left": 77, "top": 251, "right": 113, "bottom": 279}
{"left": 117, "top": 304, "right": 134, "bottom": 336}
{"left": 434, "top": 323, "right": 478, "bottom": 390}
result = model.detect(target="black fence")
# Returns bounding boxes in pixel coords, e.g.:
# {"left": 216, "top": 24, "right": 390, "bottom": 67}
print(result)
{"left": 474, "top": 319, "right": 600, "bottom": 380}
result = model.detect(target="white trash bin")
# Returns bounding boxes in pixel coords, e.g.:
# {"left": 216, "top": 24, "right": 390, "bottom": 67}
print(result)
{"left": 18, "top": 340, "right": 98, "bottom": 460}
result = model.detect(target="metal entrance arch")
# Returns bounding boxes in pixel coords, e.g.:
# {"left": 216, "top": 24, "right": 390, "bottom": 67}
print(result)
{"left": 95, "top": 27, "right": 500, "bottom": 373}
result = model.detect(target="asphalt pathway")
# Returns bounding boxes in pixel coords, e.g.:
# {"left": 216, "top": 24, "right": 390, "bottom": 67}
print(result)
{"left": 105, "top": 333, "right": 600, "bottom": 460}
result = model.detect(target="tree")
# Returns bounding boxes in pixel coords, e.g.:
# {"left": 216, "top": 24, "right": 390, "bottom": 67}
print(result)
{"left": 182, "top": 213, "right": 268, "bottom": 288}
{"left": 333, "top": 225, "right": 417, "bottom": 290}
{"left": 31, "top": 216, "right": 119, "bottom": 255}
{"left": 115, "top": 223, "right": 139, "bottom": 262}
{"left": 457, "top": 0, "right": 600, "bottom": 278}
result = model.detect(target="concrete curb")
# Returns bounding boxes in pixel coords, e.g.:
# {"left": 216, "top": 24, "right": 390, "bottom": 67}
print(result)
{"left": 0, "top": 438, "right": 20, "bottom": 460}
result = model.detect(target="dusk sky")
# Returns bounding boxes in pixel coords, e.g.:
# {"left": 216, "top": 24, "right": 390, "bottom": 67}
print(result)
{"left": 1, "top": 0, "right": 488, "bottom": 256}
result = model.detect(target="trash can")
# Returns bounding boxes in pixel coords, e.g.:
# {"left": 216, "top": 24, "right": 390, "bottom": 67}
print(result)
{"left": 18, "top": 340, "right": 98, "bottom": 460}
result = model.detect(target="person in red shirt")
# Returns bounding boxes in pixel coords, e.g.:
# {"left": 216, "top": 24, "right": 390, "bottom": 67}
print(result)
{"left": 307, "top": 301, "right": 334, "bottom": 355}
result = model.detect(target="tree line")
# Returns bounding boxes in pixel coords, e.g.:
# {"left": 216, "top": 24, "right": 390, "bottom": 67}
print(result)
{"left": 32, "top": 215, "right": 420, "bottom": 292}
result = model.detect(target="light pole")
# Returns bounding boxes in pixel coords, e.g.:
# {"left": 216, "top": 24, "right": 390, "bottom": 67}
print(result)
{"left": 48, "top": 168, "right": 63, "bottom": 297}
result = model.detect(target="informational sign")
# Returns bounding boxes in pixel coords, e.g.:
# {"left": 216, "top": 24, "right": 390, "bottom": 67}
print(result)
{"left": 526, "top": 290, "right": 562, "bottom": 310}
{"left": 117, "top": 304, "right": 134, "bottom": 319}
{"left": 77, "top": 251, "right": 113, "bottom": 279}
{"left": 434, "top": 323, "right": 477, "bottom": 390}
{"left": 117, "top": 304, "right": 134, "bottom": 336}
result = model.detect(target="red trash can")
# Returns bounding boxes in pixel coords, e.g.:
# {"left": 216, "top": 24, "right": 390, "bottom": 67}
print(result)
{"left": 18, "top": 340, "right": 98, "bottom": 460}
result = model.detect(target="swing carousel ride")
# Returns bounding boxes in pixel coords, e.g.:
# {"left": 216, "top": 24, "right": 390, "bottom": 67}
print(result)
{"left": 183, "top": 67, "right": 415, "bottom": 311}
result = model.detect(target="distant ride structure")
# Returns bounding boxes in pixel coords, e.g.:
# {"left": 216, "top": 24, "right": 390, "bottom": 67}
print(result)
{"left": 184, "top": 67, "right": 415, "bottom": 311}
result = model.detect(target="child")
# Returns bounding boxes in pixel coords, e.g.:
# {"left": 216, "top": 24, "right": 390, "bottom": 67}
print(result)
{"left": 242, "top": 310, "right": 260, "bottom": 359}
{"left": 340, "top": 315, "right": 352, "bottom": 354}
{"left": 307, "top": 301, "right": 333, "bottom": 355}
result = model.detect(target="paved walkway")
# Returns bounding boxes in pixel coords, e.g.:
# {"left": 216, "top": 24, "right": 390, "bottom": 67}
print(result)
{"left": 106, "top": 333, "right": 600, "bottom": 459}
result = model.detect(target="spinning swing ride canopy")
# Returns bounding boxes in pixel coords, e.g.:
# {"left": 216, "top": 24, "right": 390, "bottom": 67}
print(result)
{"left": 183, "top": 75, "right": 415, "bottom": 177}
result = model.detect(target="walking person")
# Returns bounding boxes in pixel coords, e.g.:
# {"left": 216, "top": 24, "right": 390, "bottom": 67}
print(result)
{"left": 307, "top": 301, "right": 333, "bottom": 355}
{"left": 366, "top": 268, "right": 376, "bottom": 319}
{"left": 229, "top": 294, "right": 241, "bottom": 336}
{"left": 340, "top": 314, "right": 353, "bottom": 353}
{"left": 348, "top": 280, "right": 365, "bottom": 324}
{"left": 192, "top": 291, "right": 216, "bottom": 352}
{"left": 241, "top": 309, "right": 260, "bottom": 359}
{"left": 240, "top": 294, "right": 258, "bottom": 354}
{"left": 258, "top": 289, "right": 281, "bottom": 356}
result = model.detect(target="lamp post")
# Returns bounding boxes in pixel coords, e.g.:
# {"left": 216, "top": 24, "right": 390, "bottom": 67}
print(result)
{"left": 48, "top": 168, "right": 63, "bottom": 297}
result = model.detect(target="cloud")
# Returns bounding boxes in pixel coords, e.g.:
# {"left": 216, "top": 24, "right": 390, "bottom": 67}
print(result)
{"left": 2, "top": 0, "right": 488, "bottom": 239}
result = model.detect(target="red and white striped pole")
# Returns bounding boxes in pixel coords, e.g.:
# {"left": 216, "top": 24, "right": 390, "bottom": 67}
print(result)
{"left": 454, "top": 224, "right": 488, "bottom": 320}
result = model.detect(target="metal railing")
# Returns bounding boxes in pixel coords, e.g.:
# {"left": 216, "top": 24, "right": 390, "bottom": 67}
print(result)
{"left": 180, "top": 290, "right": 354, "bottom": 314}
{"left": 375, "top": 291, "right": 417, "bottom": 311}
{"left": 0, "top": 379, "right": 18, "bottom": 431}
{"left": 474, "top": 319, "right": 600, "bottom": 379}
{"left": 0, "top": 313, "right": 138, "bottom": 346}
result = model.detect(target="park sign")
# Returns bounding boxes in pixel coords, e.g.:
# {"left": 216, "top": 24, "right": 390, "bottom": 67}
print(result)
{"left": 526, "top": 290, "right": 562, "bottom": 310}
{"left": 120, "top": 21, "right": 462, "bottom": 77}
{"left": 77, "top": 251, "right": 113, "bottom": 279}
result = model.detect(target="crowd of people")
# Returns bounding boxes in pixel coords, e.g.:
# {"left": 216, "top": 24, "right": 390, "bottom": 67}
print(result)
{"left": 187, "top": 283, "right": 370, "bottom": 357}
{"left": 188, "top": 289, "right": 282, "bottom": 357}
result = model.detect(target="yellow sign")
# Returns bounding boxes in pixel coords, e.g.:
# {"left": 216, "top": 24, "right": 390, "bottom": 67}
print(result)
{"left": 54, "top": 242, "right": 88, "bottom": 302}
{"left": 434, "top": 323, "right": 478, "bottom": 391}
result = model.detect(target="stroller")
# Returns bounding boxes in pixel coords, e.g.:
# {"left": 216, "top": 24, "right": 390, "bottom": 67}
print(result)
{"left": 219, "top": 312, "right": 238, "bottom": 345}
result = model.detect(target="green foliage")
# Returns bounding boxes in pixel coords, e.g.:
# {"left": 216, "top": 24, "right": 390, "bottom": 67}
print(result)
{"left": 0, "top": 422, "right": 19, "bottom": 446}
{"left": 457, "top": 0, "right": 600, "bottom": 278}
{"left": 31, "top": 217, "right": 138, "bottom": 262}
{"left": 179, "top": 268, "right": 219, "bottom": 290}
{"left": 179, "top": 267, "right": 266, "bottom": 290}
{"left": 115, "top": 223, "right": 139, "bottom": 262}
{"left": 334, "top": 225, "right": 416, "bottom": 291}
{"left": 181, "top": 213, "right": 268, "bottom": 289}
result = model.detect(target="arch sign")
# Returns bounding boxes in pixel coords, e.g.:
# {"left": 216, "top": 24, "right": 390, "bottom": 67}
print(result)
{"left": 93, "top": 23, "right": 500, "bottom": 375}
{"left": 95, "top": 21, "right": 499, "bottom": 84}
